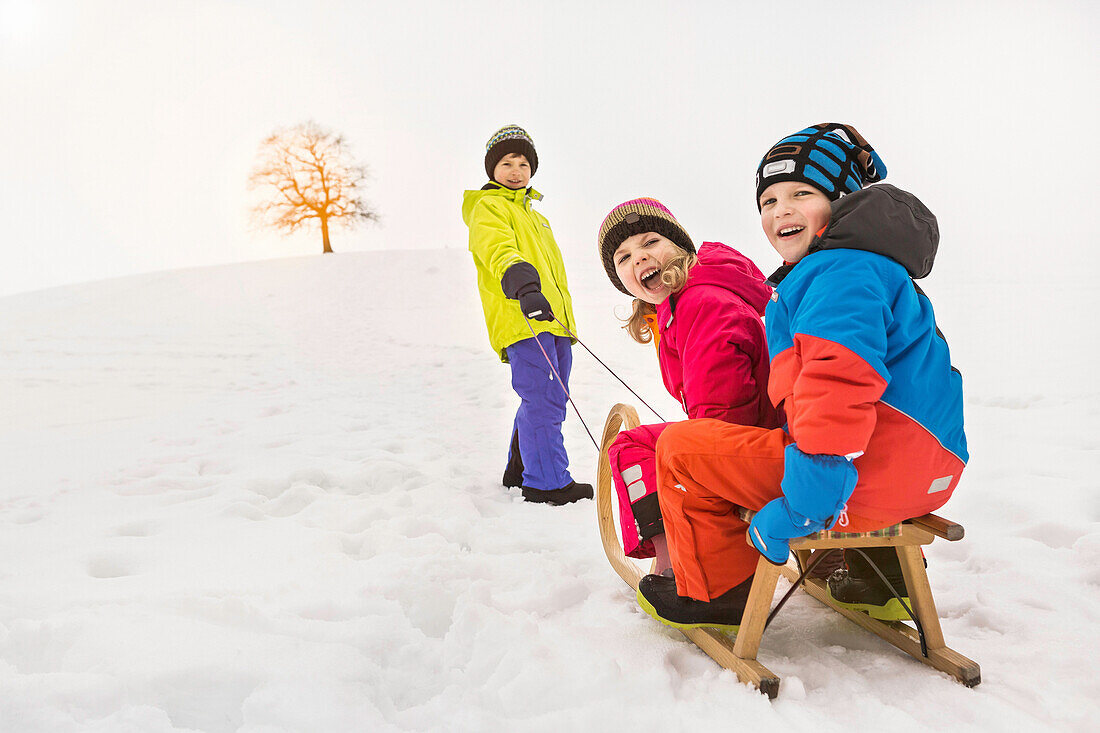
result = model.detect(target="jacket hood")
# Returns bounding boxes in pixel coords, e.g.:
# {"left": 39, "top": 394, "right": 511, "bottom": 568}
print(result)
{"left": 809, "top": 184, "right": 939, "bottom": 279}
{"left": 666, "top": 242, "right": 772, "bottom": 316}
{"left": 461, "top": 183, "right": 542, "bottom": 226}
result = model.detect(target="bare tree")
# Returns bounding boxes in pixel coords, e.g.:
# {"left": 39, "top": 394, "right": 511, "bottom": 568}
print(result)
{"left": 249, "top": 121, "right": 378, "bottom": 253}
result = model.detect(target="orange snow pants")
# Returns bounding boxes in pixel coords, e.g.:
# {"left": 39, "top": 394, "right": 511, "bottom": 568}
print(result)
{"left": 656, "top": 418, "right": 931, "bottom": 601}
{"left": 655, "top": 419, "right": 791, "bottom": 601}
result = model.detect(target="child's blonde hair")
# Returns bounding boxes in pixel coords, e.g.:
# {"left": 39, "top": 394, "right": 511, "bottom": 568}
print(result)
{"left": 623, "top": 248, "right": 698, "bottom": 344}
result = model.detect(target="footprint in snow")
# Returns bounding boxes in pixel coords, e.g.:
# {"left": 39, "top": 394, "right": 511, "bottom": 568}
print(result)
{"left": 112, "top": 520, "right": 157, "bottom": 537}
{"left": 1015, "top": 521, "right": 1086, "bottom": 550}
{"left": 262, "top": 438, "right": 295, "bottom": 449}
{"left": 87, "top": 553, "right": 141, "bottom": 578}
{"left": 10, "top": 508, "right": 45, "bottom": 524}
{"left": 261, "top": 484, "right": 321, "bottom": 518}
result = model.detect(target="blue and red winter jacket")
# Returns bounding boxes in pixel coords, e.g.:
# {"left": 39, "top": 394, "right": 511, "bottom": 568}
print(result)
{"left": 765, "top": 184, "right": 967, "bottom": 527}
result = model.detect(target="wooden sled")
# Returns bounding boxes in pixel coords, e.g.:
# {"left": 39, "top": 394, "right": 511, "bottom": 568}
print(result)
{"left": 597, "top": 403, "right": 980, "bottom": 699}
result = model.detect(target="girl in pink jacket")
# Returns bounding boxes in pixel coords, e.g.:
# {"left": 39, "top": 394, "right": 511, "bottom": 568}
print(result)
{"left": 598, "top": 198, "right": 782, "bottom": 572}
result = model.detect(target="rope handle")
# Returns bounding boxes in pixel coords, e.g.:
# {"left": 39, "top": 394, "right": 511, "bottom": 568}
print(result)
{"left": 523, "top": 317, "right": 599, "bottom": 451}
{"left": 551, "top": 315, "right": 666, "bottom": 423}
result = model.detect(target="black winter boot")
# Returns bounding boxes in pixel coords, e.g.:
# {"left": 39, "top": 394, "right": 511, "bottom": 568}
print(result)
{"left": 827, "top": 547, "right": 913, "bottom": 621}
{"left": 521, "top": 481, "right": 593, "bottom": 506}
{"left": 636, "top": 573, "right": 752, "bottom": 631}
{"left": 502, "top": 429, "right": 524, "bottom": 488}
{"left": 808, "top": 548, "right": 846, "bottom": 579}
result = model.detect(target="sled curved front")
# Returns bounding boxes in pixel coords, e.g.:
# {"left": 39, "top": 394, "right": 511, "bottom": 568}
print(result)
{"left": 595, "top": 402, "right": 781, "bottom": 697}
{"left": 595, "top": 403, "right": 652, "bottom": 589}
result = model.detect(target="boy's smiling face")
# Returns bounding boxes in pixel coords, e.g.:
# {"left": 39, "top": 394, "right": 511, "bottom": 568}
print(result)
{"left": 613, "top": 231, "right": 682, "bottom": 304}
{"left": 493, "top": 153, "right": 531, "bottom": 189}
{"left": 759, "top": 180, "right": 832, "bottom": 263}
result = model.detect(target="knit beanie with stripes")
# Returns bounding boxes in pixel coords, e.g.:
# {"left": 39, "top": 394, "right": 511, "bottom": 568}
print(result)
{"left": 755, "top": 123, "right": 887, "bottom": 209}
{"left": 598, "top": 198, "right": 694, "bottom": 295}
{"left": 484, "top": 124, "right": 538, "bottom": 180}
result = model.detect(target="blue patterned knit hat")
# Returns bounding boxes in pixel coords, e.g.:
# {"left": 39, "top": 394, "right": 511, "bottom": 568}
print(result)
{"left": 485, "top": 124, "right": 538, "bottom": 180}
{"left": 755, "top": 123, "right": 886, "bottom": 209}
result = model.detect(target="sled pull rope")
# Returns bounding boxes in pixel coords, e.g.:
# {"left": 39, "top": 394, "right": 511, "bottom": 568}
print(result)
{"left": 764, "top": 549, "right": 837, "bottom": 629}
{"left": 771, "top": 549, "right": 929, "bottom": 658}
{"left": 846, "top": 548, "right": 929, "bottom": 657}
{"left": 551, "top": 315, "right": 666, "bottom": 423}
{"left": 523, "top": 317, "right": 600, "bottom": 451}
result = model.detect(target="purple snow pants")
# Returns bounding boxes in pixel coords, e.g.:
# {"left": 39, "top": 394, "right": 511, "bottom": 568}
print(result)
{"left": 505, "top": 333, "right": 574, "bottom": 492}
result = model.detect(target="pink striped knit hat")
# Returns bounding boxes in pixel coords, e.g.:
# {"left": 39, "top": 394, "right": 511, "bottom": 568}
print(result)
{"left": 598, "top": 197, "right": 695, "bottom": 294}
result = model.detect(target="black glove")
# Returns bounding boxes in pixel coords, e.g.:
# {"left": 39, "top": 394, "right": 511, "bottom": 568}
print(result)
{"left": 502, "top": 261, "right": 554, "bottom": 321}
{"left": 519, "top": 289, "right": 553, "bottom": 321}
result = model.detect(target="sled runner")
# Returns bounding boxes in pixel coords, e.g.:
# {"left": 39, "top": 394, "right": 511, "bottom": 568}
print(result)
{"left": 597, "top": 403, "right": 981, "bottom": 699}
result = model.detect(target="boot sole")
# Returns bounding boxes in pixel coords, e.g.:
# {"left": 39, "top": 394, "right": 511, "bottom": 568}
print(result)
{"left": 826, "top": 588, "right": 913, "bottom": 621}
{"left": 635, "top": 589, "right": 740, "bottom": 633}
{"left": 521, "top": 486, "right": 593, "bottom": 505}
{"left": 522, "top": 494, "right": 588, "bottom": 506}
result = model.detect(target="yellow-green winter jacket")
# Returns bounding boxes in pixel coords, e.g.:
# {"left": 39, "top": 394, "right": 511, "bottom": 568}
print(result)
{"left": 462, "top": 183, "right": 577, "bottom": 362}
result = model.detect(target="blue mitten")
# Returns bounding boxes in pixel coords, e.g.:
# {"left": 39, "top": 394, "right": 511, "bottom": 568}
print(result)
{"left": 748, "top": 444, "right": 858, "bottom": 565}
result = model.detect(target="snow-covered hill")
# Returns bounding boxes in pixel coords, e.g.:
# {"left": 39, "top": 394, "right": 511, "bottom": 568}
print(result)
{"left": 1, "top": 250, "right": 1097, "bottom": 731}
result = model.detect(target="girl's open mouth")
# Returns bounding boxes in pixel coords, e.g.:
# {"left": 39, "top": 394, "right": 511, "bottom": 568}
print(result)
{"left": 640, "top": 268, "right": 662, "bottom": 290}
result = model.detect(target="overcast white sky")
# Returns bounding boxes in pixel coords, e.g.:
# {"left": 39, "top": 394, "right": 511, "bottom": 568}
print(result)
{"left": 1, "top": 0, "right": 1096, "bottom": 296}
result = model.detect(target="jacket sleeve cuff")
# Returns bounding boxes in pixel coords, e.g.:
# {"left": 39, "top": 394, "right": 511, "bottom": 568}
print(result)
{"left": 501, "top": 261, "right": 541, "bottom": 299}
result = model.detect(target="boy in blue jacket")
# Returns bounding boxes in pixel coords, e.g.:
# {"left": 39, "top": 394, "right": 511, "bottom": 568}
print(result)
{"left": 638, "top": 124, "right": 967, "bottom": 628}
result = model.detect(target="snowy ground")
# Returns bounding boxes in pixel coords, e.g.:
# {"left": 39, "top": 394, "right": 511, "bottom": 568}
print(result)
{"left": 1, "top": 249, "right": 1097, "bottom": 732}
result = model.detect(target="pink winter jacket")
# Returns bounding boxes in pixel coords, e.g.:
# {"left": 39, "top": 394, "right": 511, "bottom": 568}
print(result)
{"left": 609, "top": 242, "right": 782, "bottom": 558}
{"left": 653, "top": 242, "right": 781, "bottom": 428}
